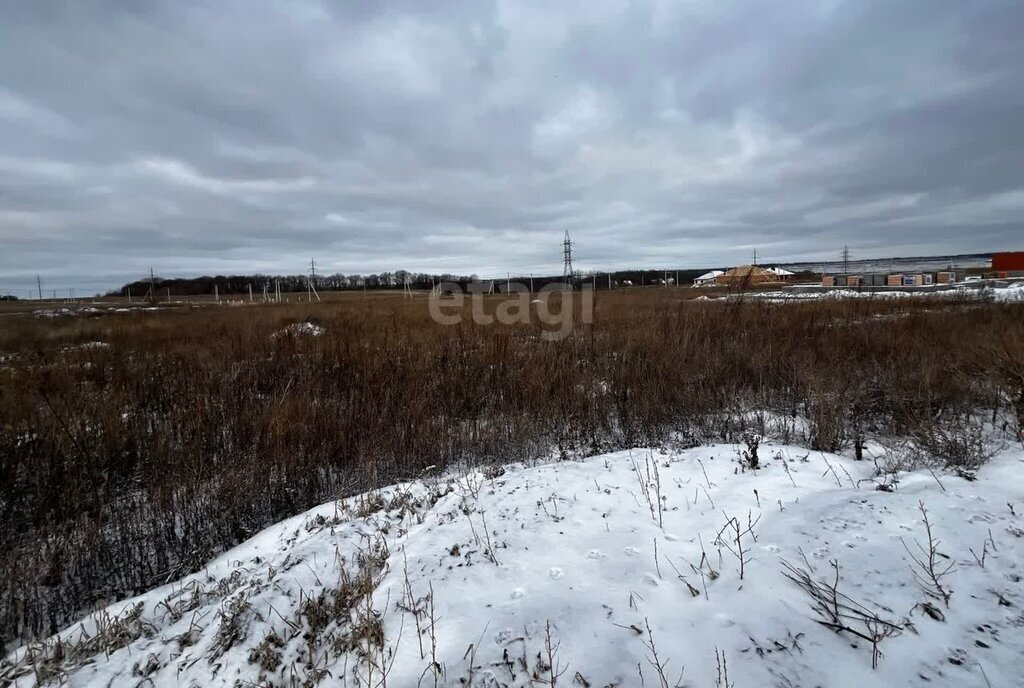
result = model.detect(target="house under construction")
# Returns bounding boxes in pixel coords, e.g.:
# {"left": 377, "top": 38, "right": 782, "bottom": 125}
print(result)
{"left": 714, "top": 265, "right": 794, "bottom": 287}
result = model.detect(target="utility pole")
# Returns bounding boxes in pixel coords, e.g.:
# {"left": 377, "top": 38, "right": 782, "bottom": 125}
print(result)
{"left": 36, "top": 275, "right": 42, "bottom": 300}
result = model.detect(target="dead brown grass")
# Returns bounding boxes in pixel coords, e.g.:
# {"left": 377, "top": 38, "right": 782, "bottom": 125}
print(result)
{"left": 1, "top": 290, "right": 1022, "bottom": 645}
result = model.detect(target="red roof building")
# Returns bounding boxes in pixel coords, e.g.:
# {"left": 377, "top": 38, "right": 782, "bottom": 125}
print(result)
{"left": 992, "top": 252, "right": 1024, "bottom": 272}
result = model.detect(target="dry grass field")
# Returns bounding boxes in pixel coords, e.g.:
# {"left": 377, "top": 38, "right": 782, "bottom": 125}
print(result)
{"left": 1, "top": 288, "right": 1022, "bottom": 646}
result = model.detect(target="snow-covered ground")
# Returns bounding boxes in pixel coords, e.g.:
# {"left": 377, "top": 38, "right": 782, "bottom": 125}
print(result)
{"left": 991, "top": 282, "right": 1024, "bottom": 302}
{"left": 745, "top": 282, "right": 1024, "bottom": 303}
{"left": 4, "top": 443, "right": 1023, "bottom": 687}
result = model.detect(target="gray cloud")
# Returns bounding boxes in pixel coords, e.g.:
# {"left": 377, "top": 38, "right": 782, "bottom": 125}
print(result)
{"left": 1, "top": 0, "right": 1022, "bottom": 294}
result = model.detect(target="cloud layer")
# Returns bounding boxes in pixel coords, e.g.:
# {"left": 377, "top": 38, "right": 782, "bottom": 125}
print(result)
{"left": 1, "top": 0, "right": 1022, "bottom": 293}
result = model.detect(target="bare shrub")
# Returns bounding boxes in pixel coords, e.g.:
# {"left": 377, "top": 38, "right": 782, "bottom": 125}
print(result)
{"left": 782, "top": 558, "right": 904, "bottom": 669}
{"left": 911, "top": 415, "right": 994, "bottom": 475}
{"left": 808, "top": 388, "right": 847, "bottom": 453}
{"left": 901, "top": 501, "right": 955, "bottom": 607}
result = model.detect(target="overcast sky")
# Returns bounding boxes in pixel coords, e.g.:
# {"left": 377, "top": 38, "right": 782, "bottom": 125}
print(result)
{"left": 1, "top": 1, "right": 1022, "bottom": 294}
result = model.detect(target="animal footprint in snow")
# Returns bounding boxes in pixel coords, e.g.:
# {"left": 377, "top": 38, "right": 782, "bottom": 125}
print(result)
{"left": 587, "top": 550, "right": 606, "bottom": 560}
{"left": 493, "top": 628, "right": 513, "bottom": 644}
{"left": 622, "top": 546, "right": 640, "bottom": 557}
{"left": 764, "top": 544, "right": 781, "bottom": 554}
{"left": 549, "top": 567, "right": 564, "bottom": 580}
{"left": 664, "top": 533, "right": 679, "bottom": 541}
{"left": 842, "top": 534, "right": 869, "bottom": 549}
{"left": 947, "top": 648, "right": 970, "bottom": 666}
{"left": 510, "top": 588, "right": 525, "bottom": 600}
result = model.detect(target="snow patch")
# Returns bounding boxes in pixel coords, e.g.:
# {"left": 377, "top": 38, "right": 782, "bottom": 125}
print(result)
{"left": 991, "top": 283, "right": 1024, "bottom": 303}
{"left": 4, "top": 444, "right": 1023, "bottom": 687}
{"left": 272, "top": 321, "right": 325, "bottom": 338}
{"left": 751, "top": 283, "right": 1024, "bottom": 302}
{"left": 60, "top": 341, "right": 111, "bottom": 353}
{"left": 33, "top": 308, "right": 74, "bottom": 318}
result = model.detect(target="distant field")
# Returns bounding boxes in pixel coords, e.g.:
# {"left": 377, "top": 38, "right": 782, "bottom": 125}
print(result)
{"left": 0, "top": 284, "right": 741, "bottom": 316}
{"left": 1, "top": 287, "right": 1022, "bottom": 646}
{"left": 0, "top": 289, "right": 440, "bottom": 317}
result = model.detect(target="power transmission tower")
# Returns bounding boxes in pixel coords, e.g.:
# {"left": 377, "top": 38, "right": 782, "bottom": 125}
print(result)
{"left": 36, "top": 275, "right": 42, "bottom": 300}
{"left": 841, "top": 245, "right": 851, "bottom": 275}
{"left": 307, "top": 258, "right": 321, "bottom": 302}
{"left": 752, "top": 249, "right": 758, "bottom": 266}
{"left": 562, "top": 231, "right": 574, "bottom": 281}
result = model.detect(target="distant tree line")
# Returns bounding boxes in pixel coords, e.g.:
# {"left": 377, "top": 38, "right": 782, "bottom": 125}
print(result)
{"left": 111, "top": 267, "right": 804, "bottom": 297}
{"left": 109, "top": 271, "right": 478, "bottom": 297}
